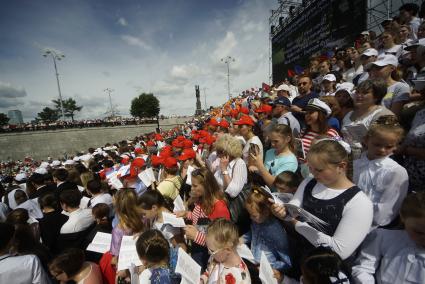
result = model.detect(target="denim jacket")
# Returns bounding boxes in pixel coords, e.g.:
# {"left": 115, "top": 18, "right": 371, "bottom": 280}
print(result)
{"left": 243, "top": 216, "right": 291, "bottom": 271}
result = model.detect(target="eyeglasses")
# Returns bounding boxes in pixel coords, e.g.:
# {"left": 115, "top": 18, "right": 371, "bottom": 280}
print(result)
{"left": 208, "top": 247, "right": 226, "bottom": 256}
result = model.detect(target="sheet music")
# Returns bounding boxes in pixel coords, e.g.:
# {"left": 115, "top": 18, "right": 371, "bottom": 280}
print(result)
{"left": 109, "top": 175, "right": 124, "bottom": 190}
{"left": 259, "top": 251, "right": 277, "bottom": 284}
{"left": 117, "top": 165, "right": 131, "bottom": 177}
{"left": 162, "top": 212, "right": 186, "bottom": 228}
{"left": 138, "top": 167, "right": 156, "bottom": 187}
{"left": 86, "top": 232, "right": 112, "bottom": 254}
{"left": 173, "top": 195, "right": 185, "bottom": 212}
{"left": 237, "top": 244, "right": 256, "bottom": 263}
{"left": 185, "top": 165, "right": 195, "bottom": 185}
{"left": 117, "top": 235, "right": 142, "bottom": 271}
{"left": 175, "top": 248, "right": 201, "bottom": 284}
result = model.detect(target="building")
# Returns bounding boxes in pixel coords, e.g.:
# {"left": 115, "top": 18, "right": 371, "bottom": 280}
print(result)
{"left": 7, "top": 110, "right": 24, "bottom": 125}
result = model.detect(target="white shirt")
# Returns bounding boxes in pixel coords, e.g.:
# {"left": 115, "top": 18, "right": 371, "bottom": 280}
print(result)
{"left": 89, "top": 193, "right": 113, "bottom": 208}
{"left": 289, "top": 177, "right": 373, "bottom": 260}
{"left": 352, "top": 229, "right": 425, "bottom": 284}
{"left": 353, "top": 153, "right": 409, "bottom": 227}
{"left": 214, "top": 158, "right": 247, "bottom": 198}
{"left": 16, "top": 199, "right": 44, "bottom": 219}
{"left": 60, "top": 208, "right": 94, "bottom": 234}
{"left": 0, "top": 254, "right": 51, "bottom": 284}
{"left": 242, "top": 136, "right": 263, "bottom": 164}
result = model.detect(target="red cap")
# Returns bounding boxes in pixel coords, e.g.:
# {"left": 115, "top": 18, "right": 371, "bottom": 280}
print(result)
{"left": 255, "top": 104, "right": 273, "bottom": 114}
{"left": 208, "top": 118, "right": 219, "bottom": 126}
{"left": 154, "top": 134, "right": 163, "bottom": 141}
{"left": 177, "top": 135, "right": 186, "bottom": 142}
{"left": 200, "top": 135, "right": 216, "bottom": 145}
{"left": 233, "top": 115, "right": 255, "bottom": 126}
{"left": 130, "top": 157, "right": 145, "bottom": 177}
{"left": 240, "top": 107, "right": 250, "bottom": 115}
{"left": 172, "top": 139, "right": 184, "bottom": 148}
{"left": 146, "top": 141, "right": 156, "bottom": 147}
{"left": 182, "top": 139, "right": 193, "bottom": 149}
{"left": 134, "top": 147, "right": 144, "bottom": 154}
{"left": 151, "top": 155, "right": 164, "bottom": 167}
{"left": 163, "top": 157, "right": 178, "bottom": 169}
{"left": 177, "top": 148, "right": 197, "bottom": 161}
{"left": 230, "top": 109, "right": 239, "bottom": 118}
{"left": 218, "top": 120, "right": 230, "bottom": 128}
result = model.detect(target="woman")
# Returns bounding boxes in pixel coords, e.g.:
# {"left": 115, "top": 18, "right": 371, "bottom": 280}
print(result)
{"left": 369, "top": 54, "right": 411, "bottom": 117}
{"left": 175, "top": 167, "right": 230, "bottom": 271}
{"left": 50, "top": 248, "right": 103, "bottom": 284}
{"left": 378, "top": 31, "right": 402, "bottom": 57}
{"left": 211, "top": 134, "right": 247, "bottom": 199}
{"left": 342, "top": 79, "right": 394, "bottom": 159}
{"left": 249, "top": 124, "right": 298, "bottom": 189}
{"left": 233, "top": 115, "right": 263, "bottom": 164}
{"left": 300, "top": 98, "right": 339, "bottom": 156}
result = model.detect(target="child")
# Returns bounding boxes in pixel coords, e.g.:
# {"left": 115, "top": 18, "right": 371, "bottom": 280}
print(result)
{"left": 353, "top": 116, "right": 409, "bottom": 228}
{"left": 201, "top": 218, "right": 251, "bottom": 284}
{"left": 300, "top": 246, "right": 350, "bottom": 284}
{"left": 243, "top": 189, "right": 292, "bottom": 282}
{"left": 138, "top": 190, "right": 186, "bottom": 277}
{"left": 352, "top": 192, "right": 425, "bottom": 283}
{"left": 270, "top": 139, "right": 373, "bottom": 276}
{"left": 274, "top": 171, "right": 301, "bottom": 194}
{"left": 136, "top": 229, "right": 171, "bottom": 284}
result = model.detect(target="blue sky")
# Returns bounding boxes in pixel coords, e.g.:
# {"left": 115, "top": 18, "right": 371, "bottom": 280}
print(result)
{"left": 0, "top": 0, "right": 276, "bottom": 121}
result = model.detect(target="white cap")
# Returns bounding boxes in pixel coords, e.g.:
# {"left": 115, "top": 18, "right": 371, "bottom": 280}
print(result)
{"left": 51, "top": 160, "right": 61, "bottom": 167}
{"left": 63, "top": 160, "right": 76, "bottom": 166}
{"left": 361, "top": 48, "right": 378, "bottom": 57}
{"left": 275, "top": 84, "right": 291, "bottom": 92}
{"left": 322, "top": 74, "right": 336, "bottom": 82}
{"left": 79, "top": 154, "right": 92, "bottom": 161}
{"left": 35, "top": 167, "right": 48, "bottom": 175}
{"left": 360, "top": 31, "right": 370, "bottom": 36}
{"left": 336, "top": 82, "right": 355, "bottom": 94}
{"left": 40, "top": 161, "right": 50, "bottom": 168}
{"left": 306, "top": 98, "right": 332, "bottom": 117}
{"left": 371, "top": 54, "right": 398, "bottom": 67}
{"left": 15, "top": 173, "right": 27, "bottom": 182}
{"left": 404, "top": 38, "right": 425, "bottom": 51}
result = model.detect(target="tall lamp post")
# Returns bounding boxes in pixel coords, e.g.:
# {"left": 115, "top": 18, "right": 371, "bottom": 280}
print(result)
{"left": 221, "top": 56, "right": 235, "bottom": 101}
{"left": 42, "top": 48, "right": 66, "bottom": 121}
{"left": 104, "top": 88, "right": 115, "bottom": 118}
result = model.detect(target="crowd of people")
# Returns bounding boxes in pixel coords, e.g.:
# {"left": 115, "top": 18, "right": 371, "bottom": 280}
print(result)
{"left": 1, "top": 3, "right": 425, "bottom": 284}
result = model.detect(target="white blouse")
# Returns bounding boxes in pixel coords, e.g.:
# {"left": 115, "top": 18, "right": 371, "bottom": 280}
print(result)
{"left": 289, "top": 178, "right": 373, "bottom": 259}
{"left": 214, "top": 158, "right": 247, "bottom": 198}
{"left": 352, "top": 229, "right": 425, "bottom": 284}
{"left": 353, "top": 153, "right": 409, "bottom": 227}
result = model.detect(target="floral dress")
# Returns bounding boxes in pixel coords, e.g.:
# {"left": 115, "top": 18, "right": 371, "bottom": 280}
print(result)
{"left": 203, "top": 258, "right": 251, "bottom": 284}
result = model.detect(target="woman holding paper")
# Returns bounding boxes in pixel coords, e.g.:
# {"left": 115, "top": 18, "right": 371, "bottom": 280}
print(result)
{"left": 269, "top": 140, "right": 373, "bottom": 278}
{"left": 175, "top": 167, "right": 230, "bottom": 271}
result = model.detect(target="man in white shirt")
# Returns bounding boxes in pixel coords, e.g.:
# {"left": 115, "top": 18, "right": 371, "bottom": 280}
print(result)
{"left": 59, "top": 189, "right": 94, "bottom": 234}
{"left": 86, "top": 179, "right": 113, "bottom": 208}
{"left": 271, "top": 97, "right": 301, "bottom": 136}
{"left": 399, "top": 3, "right": 422, "bottom": 39}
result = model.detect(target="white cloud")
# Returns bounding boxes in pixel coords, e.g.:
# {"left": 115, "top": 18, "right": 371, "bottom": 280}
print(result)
{"left": 170, "top": 64, "right": 202, "bottom": 83}
{"left": 117, "top": 17, "right": 128, "bottom": 26}
{"left": 211, "top": 31, "right": 237, "bottom": 61}
{"left": 121, "top": 35, "right": 151, "bottom": 50}
{"left": 0, "top": 82, "right": 27, "bottom": 108}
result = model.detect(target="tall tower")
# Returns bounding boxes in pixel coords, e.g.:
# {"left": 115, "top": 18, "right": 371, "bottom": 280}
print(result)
{"left": 195, "top": 85, "right": 202, "bottom": 115}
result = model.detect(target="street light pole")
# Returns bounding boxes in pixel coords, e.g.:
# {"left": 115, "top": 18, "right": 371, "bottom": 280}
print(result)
{"left": 43, "top": 48, "right": 66, "bottom": 121}
{"left": 221, "top": 56, "right": 235, "bottom": 101}
{"left": 104, "top": 88, "right": 115, "bottom": 118}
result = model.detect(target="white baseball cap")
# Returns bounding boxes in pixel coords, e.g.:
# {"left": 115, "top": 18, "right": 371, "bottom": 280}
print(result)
{"left": 275, "top": 84, "right": 291, "bottom": 92}
{"left": 370, "top": 54, "right": 399, "bottom": 67}
{"left": 322, "top": 74, "right": 336, "bottom": 82}
{"left": 306, "top": 98, "right": 332, "bottom": 117}
{"left": 361, "top": 48, "right": 378, "bottom": 57}
{"left": 15, "top": 173, "right": 27, "bottom": 182}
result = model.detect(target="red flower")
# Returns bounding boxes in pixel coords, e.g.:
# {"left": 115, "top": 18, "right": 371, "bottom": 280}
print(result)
{"left": 225, "top": 273, "right": 236, "bottom": 284}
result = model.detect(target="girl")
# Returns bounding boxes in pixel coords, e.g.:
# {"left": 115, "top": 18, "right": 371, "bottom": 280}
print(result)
{"left": 233, "top": 115, "right": 264, "bottom": 164}
{"left": 175, "top": 167, "right": 230, "bottom": 270}
{"left": 352, "top": 192, "right": 425, "bottom": 283}
{"left": 353, "top": 116, "right": 409, "bottom": 228}
{"left": 49, "top": 248, "right": 103, "bottom": 284}
{"left": 136, "top": 229, "right": 171, "bottom": 284}
{"left": 270, "top": 140, "right": 373, "bottom": 276}
{"left": 368, "top": 54, "right": 410, "bottom": 117}
{"left": 301, "top": 98, "right": 339, "bottom": 156}
{"left": 157, "top": 157, "right": 183, "bottom": 200}
{"left": 201, "top": 218, "right": 251, "bottom": 284}
{"left": 341, "top": 79, "right": 394, "bottom": 158}
{"left": 243, "top": 189, "right": 291, "bottom": 282}
{"left": 250, "top": 124, "right": 298, "bottom": 189}
{"left": 273, "top": 171, "right": 301, "bottom": 194}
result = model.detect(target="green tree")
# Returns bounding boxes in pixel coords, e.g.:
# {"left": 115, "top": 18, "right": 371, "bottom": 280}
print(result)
{"left": 52, "top": 98, "right": 83, "bottom": 121}
{"left": 37, "top": 107, "right": 59, "bottom": 122}
{"left": 0, "top": 113, "right": 9, "bottom": 126}
{"left": 130, "top": 93, "right": 160, "bottom": 118}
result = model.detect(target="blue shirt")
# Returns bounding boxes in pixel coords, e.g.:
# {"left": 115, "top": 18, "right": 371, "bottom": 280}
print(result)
{"left": 264, "top": 149, "right": 298, "bottom": 176}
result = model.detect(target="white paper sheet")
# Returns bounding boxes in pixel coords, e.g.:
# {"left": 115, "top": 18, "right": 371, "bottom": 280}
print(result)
{"left": 162, "top": 212, "right": 186, "bottom": 228}
{"left": 259, "top": 251, "right": 277, "bottom": 284}
{"left": 173, "top": 195, "right": 185, "bottom": 212}
{"left": 138, "top": 167, "right": 156, "bottom": 187}
{"left": 185, "top": 165, "right": 195, "bottom": 185}
{"left": 237, "top": 244, "right": 256, "bottom": 263}
{"left": 86, "top": 232, "right": 111, "bottom": 254}
{"left": 110, "top": 175, "right": 124, "bottom": 190}
{"left": 117, "top": 235, "right": 143, "bottom": 271}
{"left": 117, "top": 165, "right": 131, "bottom": 177}
{"left": 175, "top": 248, "right": 201, "bottom": 284}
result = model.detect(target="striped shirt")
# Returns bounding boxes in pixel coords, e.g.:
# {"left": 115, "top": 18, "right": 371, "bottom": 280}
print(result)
{"left": 301, "top": 128, "right": 339, "bottom": 156}
{"left": 187, "top": 200, "right": 230, "bottom": 246}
